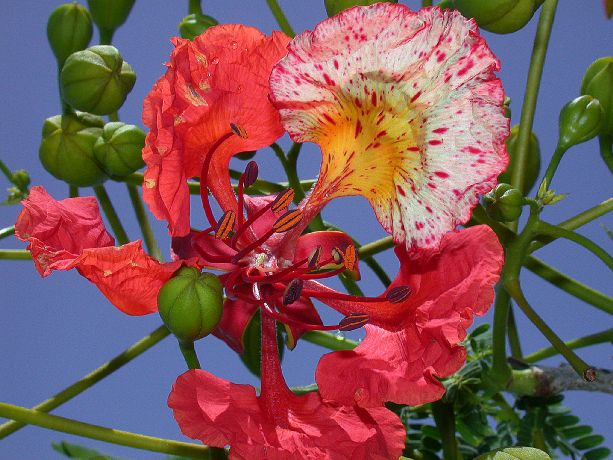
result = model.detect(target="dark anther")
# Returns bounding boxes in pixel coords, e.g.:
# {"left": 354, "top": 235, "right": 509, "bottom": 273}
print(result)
{"left": 283, "top": 279, "right": 304, "bottom": 305}
{"left": 308, "top": 246, "right": 322, "bottom": 269}
{"left": 338, "top": 312, "right": 369, "bottom": 331}
{"left": 230, "top": 122, "right": 248, "bottom": 139}
{"left": 386, "top": 285, "right": 412, "bottom": 303}
{"left": 273, "top": 209, "right": 302, "bottom": 233}
{"left": 331, "top": 247, "right": 344, "bottom": 265}
{"left": 271, "top": 189, "right": 295, "bottom": 213}
{"left": 215, "top": 210, "right": 236, "bottom": 239}
{"left": 242, "top": 161, "right": 258, "bottom": 188}
{"left": 583, "top": 368, "right": 597, "bottom": 382}
{"left": 343, "top": 245, "right": 356, "bottom": 271}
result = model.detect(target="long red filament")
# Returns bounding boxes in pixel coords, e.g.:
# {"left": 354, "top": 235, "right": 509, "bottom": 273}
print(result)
{"left": 199, "top": 132, "right": 235, "bottom": 228}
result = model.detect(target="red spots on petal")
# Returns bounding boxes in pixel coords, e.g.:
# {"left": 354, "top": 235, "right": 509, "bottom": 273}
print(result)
{"left": 371, "top": 92, "right": 377, "bottom": 106}
{"left": 437, "top": 52, "right": 446, "bottom": 62}
{"left": 410, "top": 91, "right": 422, "bottom": 103}
{"left": 396, "top": 185, "right": 406, "bottom": 197}
{"left": 407, "top": 146, "right": 420, "bottom": 152}
{"left": 354, "top": 98, "right": 362, "bottom": 108}
{"left": 425, "top": 206, "right": 433, "bottom": 213}
{"left": 333, "top": 60, "right": 339, "bottom": 70}
{"left": 322, "top": 113, "right": 336, "bottom": 125}
{"left": 464, "top": 146, "right": 482, "bottom": 154}
{"left": 432, "top": 127, "right": 448, "bottom": 134}
{"left": 428, "top": 139, "right": 442, "bottom": 146}
{"left": 427, "top": 182, "right": 437, "bottom": 189}
{"left": 323, "top": 73, "right": 336, "bottom": 86}
{"left": 376, "top": 130, "right": 387, "bottom": 139}
{"left": 434, "top": 171, "right": 449, "bottom": 179}
{"left": 415, "top": 221, "right": 425, "bottom": 230}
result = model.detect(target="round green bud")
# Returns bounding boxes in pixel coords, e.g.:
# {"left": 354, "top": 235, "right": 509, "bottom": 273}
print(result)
{"left": 235, "top": 150, "right": 257, "bottom": 161}
{"left": 453, "top": 0, "right": 537, "bottom": 34}
{"left": 498, "top": 125, "right": 541, "bottom": 194}
{"left": 581, "top": 57, "right": 613, "bottom": 135}
{"left": 484, "top": 183, "right": 524, "bottom": 222}
{"left": 558, "top": 95, "right": 604, "bottom": 151}
{"left": 39, "top": 113, "right": 107, "bottom": 187}
{"left": 93, "top": 122, "right": 145, "bottom": 178}
{"left": 158, "top": 267, "right": 224, "bottom": 343}
{"left": 87, "top": 0, "right": 135, "bottom": 32}
{"left": 437, "top": 0, "right": 455, "bottom": 10}
{"left": 324, "top": 0, "right": 398, "bottom": 17}
{"left": 179, "top": 14, "right": 219, "bottom": 40}
{"left": 60, "top": 45, "right": 136, "bottom": 115}
{"left": 47, "top": 3, "right": 93, "bottom": 66}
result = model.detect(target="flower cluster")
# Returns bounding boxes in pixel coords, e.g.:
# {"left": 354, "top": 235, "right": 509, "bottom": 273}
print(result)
{"left": 16, "top": 4, "right": 508, "bottom": 459}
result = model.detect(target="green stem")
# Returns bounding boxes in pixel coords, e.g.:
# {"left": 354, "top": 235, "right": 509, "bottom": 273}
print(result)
{"left": 491, "top": 393, "right": 521, "bottom": 425}
{"left": 0, "top": 158, "right": 13, "bottom": 181}
{"left": 422, "top": 0, "right": 433, "bottom": 6}
{"left": 285, "top": 143, "right": 305, "bottom": 202}
{"left": 179, "top": 341, "right": 201, "bottom": 369}
{"left": 0, "top": 326, "right": 169, "bottom": 439}
{"left": 491, "top": 287, "right": 513, "bottom": 385}
{"left": 265, "top": 0, "right": 295, "bottom": 37}
{"left": 0, "top": 226, "right": 15, "bottom": 240}
{"left": 302, "top": 330, "right": 358, "bottom": 350}
{"left": 524, "top": 328, "right": 613, "bottom": 363}
{"left": 69, "top": 185, "right": 79, "bottom": 198}
{"left": 357, "top": 236, "right": 394, "bottom": 259}
{"left": 0, "top": 402, "right": 210, "bottom": 458}
{"left": 524, "top": 256, "right": 613, "bottom": 314}
{"left": 93, "top": 185, "right": 129, "bottom": 245}
{"left": 511, "top": 0, "right": 558, "bottom": 193}
{"left": 99, "top": 28, "right": 115, "bottom": 46}
{"left": 0, "top": 249, "right": 31, "bottom": 260}
{"left": 505, "top": 279, "right": 593, "bottom": 379}
{"left": 126, "top": 184, "right": 162, "bottom": 261}
{"left": 535, "top": 220, "right": 613, "bottom": 271}
{"left": 539, "top": 145, "right": 566, "bottom": 192}
{"left": 599, "top": 134, "right": 613, "bottom": 174}
{"left": 507, "top": 307, "right": 524, "bottom": 358}
{"left": 188, "top": 0, "right": 203, "bottom": 15}
{"left": 431, "top": 401, "right": 462, "bottom": 460}
{"left": 530, "top": 197, "right": 613, "bottom": 251}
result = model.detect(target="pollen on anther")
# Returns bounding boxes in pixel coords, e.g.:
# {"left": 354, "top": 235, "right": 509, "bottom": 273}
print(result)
{"left": 230, "top": 122, "right": 248, "bottom": 139}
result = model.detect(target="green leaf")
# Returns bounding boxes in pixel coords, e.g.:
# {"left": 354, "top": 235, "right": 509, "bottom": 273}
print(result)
{"left": 572, "top": 434, "right": 605, "bottom": 450}
{"left": 52, "top": 441, "right": 120, "bottom": 459}
{"left": 559, "top": 425, "right": 593, "bottom": 439}
{"left": 548, "top": 414, "right": 580, "bottom": 428}
{"left": 584, "top": 447, "right": 612, "bottom": 460}
{"left": 475, "top": 446, "right": 552, "bottom": 460}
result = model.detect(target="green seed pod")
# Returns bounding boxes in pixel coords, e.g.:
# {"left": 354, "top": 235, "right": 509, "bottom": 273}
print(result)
{"left": 498, "top": 125, "right": 541, "bottom": 194}
{"left": 47, "top": 3, "right": 93, "bottom": 66}
{"left": 324, "top": 0, "right": 397, "bottom": 17}
{"left": 87, "top": 0, "right": 135, "bottom": 32}
{"left": 178, "top": 14, "right": 219, "bottom": 40}
{"left": 581, "top": 57, "right": 613, "bottom": 135}
{"left": 453, "top": 0, "right": 537, "bottom": 34}
{"left": 158, "top": 267, "right": 224, "bottom": 343}
{"left": 93, "top": 122, "right": 145, "bottom": 178}
{"left": 484, "top": 183, "right": 524, "bottom": 222}
{"left": 437, "top": 0, "right": 455, "bottom": 10}
{"left": 60, "top": 45, "right": 136, "bottom": 115}
{"left": 39, "top": 113, "right": 107, "bottom": 187}
{"left": 558, "top": 95, "right": 604, "bottom": 151}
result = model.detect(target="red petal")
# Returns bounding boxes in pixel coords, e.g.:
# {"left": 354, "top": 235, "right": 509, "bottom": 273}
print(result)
{"left": 213, "top": 298, "right": 258, "bottom": 353}
{"left": 282, "top": 296, "right": 322, "bottom": 350}
{"left": 314, "top": 225, "right": 503, "bottom": 407}
{"left": 293, "top": 230, "right": 360, "bottom": 278}
{"left": 169, "top": 369, "right": 406, "bottom": 459}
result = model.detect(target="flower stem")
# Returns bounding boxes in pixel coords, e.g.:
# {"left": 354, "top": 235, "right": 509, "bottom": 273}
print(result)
{"left": 504, "top": 279, "right": 593, "bottom": 379}
{"left": 431, "top": 401, "right": 462, "bottom": 460}
{"left": 491, "top": 287, "right": 513, "bottom": 386}
{"left": 422, "top": 0, "right": 433, "bottom": 6}
{"left": 0, "top": 325, "right": 169, "bottom": 439}
{"left": 0, "top": 249, "right": 31, "bottom": 260}
{"left": 0, "top": 402, "right": 210, "bottom": 458}
{"left": 0, "top": 158, "right": 14, "bottom": 181}
{"left": 179, "top": 341, "right": 201, "bottom": 370}
{"left": 126, "top": 184, "right": 162, "bottom": 261}
{"left": 93, "top": 185, "right": 129, "bottom": 245}
{"left": 538, "top": 146, "right": 566, "bottom": 192}
{"left": 524, "top": 256, "right": 613, "bottom": 314}
{"left": 265, "top": 0, "right": 295, "bottom": 37}
{"left": 524, "top": 328, "right": 613, "bottom": 363}
{"left": 302, "top": 330, "right": 358, "bottom": 350}
{"left": 188, "top": 0, "right": 203, "bottom": 15}
{"left": 599, "top": 134, "right": 613, "bottom": 174}
{"left": 535, "top": 220, "right": 613, "bottom": 271}
{"left": 0, "top": 226, "right": 15, "bottom": 240}
{"left": 507, "top": 307, "right": 524, "bottom": 358}
{"left": 357, "top": 236, "right": 394, "bottom": 259}
{"left": 511, "top": 0, "right": 558, "bottom": 193}
{"left": 69, "top": 185, "right": 79, "bottom": 198}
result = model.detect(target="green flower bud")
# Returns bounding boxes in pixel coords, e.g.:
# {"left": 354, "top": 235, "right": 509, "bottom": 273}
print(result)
{"left": 60, "top": 45, "right": 136, "bottom": 115}
{"left": 498, "top": 125, "right": 541, "bottom": 193}
{"left": 324, "top": 0, "right": 397, "bottom": 17}
{"left": 484, "top": 183, "right": 524, "bottom": 222}
{"left": 93, "top": 122, "right": 145, "bottom": 178}
{"left": 158, "top": 267, "right": 223, "bottom": 343}
{"left": 235, "top": 150, "right": 257, "bottom": 161}
{"left": 179, "top": 14, "right": 218, "bottom": 40}
{"left": 453, "top": 0, "right": 537, "bottom": 34}
{"left": 47, "top": 3, "right": 93, "bottom": 66}
{"left": 558, "top": 95, "right": 604, "bottom": 151}
{"left": 581, "top": 57, "right": 613, "bottom": 135}
{"left": 87, "top": 0, "right": 135, "bottom": 32}
{"left": 39, "top": 113, "right": 107, "bottom": 187}
{"left": 437, "top": 0, "right": 455, "bottom": 10}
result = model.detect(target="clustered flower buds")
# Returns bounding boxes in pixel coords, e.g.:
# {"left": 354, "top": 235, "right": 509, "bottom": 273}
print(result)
{"left": 453, "top": 0, "right": 538, "bottom": 34}
{"left": 484, "top": 183, "right": 525, "bottom": 222}
{"left": 46, "top": 3, "right": 93, "bottom": 66}
{"left": 558, "top": 95, "right": 604, "bottom": 151}
{"left": 93, "top": 122, "right": 145, "bottom": 178}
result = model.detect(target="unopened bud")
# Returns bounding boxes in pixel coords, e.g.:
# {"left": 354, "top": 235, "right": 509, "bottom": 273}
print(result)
{"left": 179, "top": 13, "right": 218, "bottom": 40}
{"left": 453, "top": 0, "right": 538, "bottom": 34}
{"left": 93, "top": 122, "right": 145, "bottom": 178}
{"left": 558, "top": 95, "right": 604, "bottom": 151}
{"left": 484, "top": 183, "right": 524, "bottom": 222}
{"left": 324, "top": 0, "right": 397, "bottom": 17}
{"left": 581, "top": 57, "right": 613, "bottom": 135}
{"left": 158, "top": 267, "right": 223, "bottom": 343}
{"left": 60, "top": 45, "right": 136, "bottom": 115}
{"left": 47, "top": 3, "right": 93, "bottom": 66}
{"left": 87, "top": 0, "right": 135, "bottom": 33}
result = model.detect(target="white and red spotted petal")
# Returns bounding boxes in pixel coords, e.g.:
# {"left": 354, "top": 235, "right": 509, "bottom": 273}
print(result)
{"left": 270, "top": 4, "right": 509, "bottom": 250}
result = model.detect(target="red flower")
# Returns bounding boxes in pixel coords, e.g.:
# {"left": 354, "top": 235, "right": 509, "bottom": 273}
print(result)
{"left": 169, "top": 313, "right": 406, "bottom": 460}
{"left": 15, "top": 186, "right": 181, "bottom": 315}
{"left": 142, "top": 25, "right": 290, "bottom": 237}
{"left": 270, "top": 4, "right": 509, "bottom": 250}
